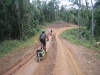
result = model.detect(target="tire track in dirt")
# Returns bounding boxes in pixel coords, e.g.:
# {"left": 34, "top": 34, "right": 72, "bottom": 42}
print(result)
{"left": 2, "top": 43, "right": 40, "bottom": 75}
{"left": 59, "top": 36, "right": 84, "bottom": 75}
{"left": 33, "top": 33, "right": 57, "bottom": 75}
{"left": 53, "top": 27, "right": 84, "bottom": 75}
{"left": 61, "top": 35, "right": 100, "bottom": 75}
{"left": 2, "top": 32, "right": 51, "bottom": 75}
{"left": 1, "top": 21, "right": 99, "bottom": 75}
{"left": 41, "top": 33, "right": 57, "bottom": 75}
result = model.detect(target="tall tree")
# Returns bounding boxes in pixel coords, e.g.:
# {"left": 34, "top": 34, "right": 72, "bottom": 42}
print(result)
{"left": 94, "top": 0, "right": 100, "bottom": 39}
{"left": 91, "top": 0, "right": 94, "bottom": 36}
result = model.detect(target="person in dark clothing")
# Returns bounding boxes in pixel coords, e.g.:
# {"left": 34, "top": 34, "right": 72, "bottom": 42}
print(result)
{"left": 50, "top": 29, "right": 53, "bottom": 35}
{"left": 39, "top": 30, "right": 49, "bottom": 52}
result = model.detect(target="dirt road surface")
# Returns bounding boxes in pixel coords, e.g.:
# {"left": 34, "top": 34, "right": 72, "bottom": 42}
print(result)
{"left": 1, "top": 21, "right": 100, "bottom": 75}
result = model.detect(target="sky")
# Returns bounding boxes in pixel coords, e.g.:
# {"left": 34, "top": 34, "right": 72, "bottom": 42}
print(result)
{"left": 59, "top": 0, "right": 95, "bottom": 9}
{"left": 30, "top": 0, "right": 96, "bottom": 9}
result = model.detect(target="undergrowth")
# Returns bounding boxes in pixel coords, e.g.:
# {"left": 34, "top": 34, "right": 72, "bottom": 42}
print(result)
{"left": 61, "top": 28, "right": 100, "bottom": 52}
{"left": 0, "top": 26, "right": 45, "bottom": 57}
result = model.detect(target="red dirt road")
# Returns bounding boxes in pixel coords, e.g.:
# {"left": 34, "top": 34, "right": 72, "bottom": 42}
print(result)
{"left": 1, "top": 21, "right": 100, "bottom": 75}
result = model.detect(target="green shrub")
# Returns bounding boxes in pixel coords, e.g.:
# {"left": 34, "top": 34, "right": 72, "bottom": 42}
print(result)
{"left": 61, "top": 28, "right": 100, "bottom": 51}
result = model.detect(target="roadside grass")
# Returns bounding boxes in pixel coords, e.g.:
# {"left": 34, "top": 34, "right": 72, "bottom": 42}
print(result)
{"left": 96, "top": 54, "right": 100, "bottom": 59}
{"left": 0, "top": 26, "right": 45, "bottom": 57}
{"left": 61, "top": 28, "right": 100, "bottom": 55}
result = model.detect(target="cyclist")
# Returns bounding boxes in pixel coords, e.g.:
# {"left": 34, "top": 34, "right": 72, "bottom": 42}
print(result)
{"left": 39, "top": 30, "right": 49, "bottom": 52}
{"left": 50, "top": 29, "right": 53, "bottom": 35}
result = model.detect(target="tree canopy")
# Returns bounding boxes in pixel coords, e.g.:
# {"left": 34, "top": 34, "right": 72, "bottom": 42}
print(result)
{"left": 0, "top": 0, "right": 100, "bottom": 41}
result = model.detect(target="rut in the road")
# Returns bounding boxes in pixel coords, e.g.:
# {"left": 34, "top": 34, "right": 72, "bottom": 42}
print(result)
{"left": 42, "top": 34, "right": 57, "bottom": 75}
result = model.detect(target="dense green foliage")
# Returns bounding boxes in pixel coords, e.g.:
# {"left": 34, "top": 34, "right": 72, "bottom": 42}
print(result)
{"left": 0, "top": 0, "right": 100, "bottom": 56}
{"left": 0, "top": 0, "right": 59, "bottom": 41}
{"left": 94, "top": 0, "right": 100, "bottom": 39}
{"left": 0, "top": 26, "right": 45, "bottom": 56}
{"left": 61, "top": 28, "right": 100, "bottom": 51}
{"left": 0, "top": 0, "right": 60, "bottom": 56}
{"left": 59, "top": 0, "right": 100, "bottom": 41}
{"left": 1, "top": 0, "right": 100, "bottom": 42}
{"left": 60, "top": 6, "right": 78, "bottom": 24}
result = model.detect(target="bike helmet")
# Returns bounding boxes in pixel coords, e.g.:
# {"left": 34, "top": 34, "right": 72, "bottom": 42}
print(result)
{"left": 42, "top": 30, "right": 45, "bottom": 33}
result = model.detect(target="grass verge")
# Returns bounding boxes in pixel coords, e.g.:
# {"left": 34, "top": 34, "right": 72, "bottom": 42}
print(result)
{"left": 60, "top": 28, "right": 100, "bottom": 58}
{"left": 0, "top": 26, "right": 45, "bottom": 57}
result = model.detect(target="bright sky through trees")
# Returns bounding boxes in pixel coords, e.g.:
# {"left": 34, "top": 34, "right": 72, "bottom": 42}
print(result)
{"left": 30, "top": 0, "right": 95, "bottom": 5}
{"left": 30, "top": 0, "right": 95, "bottom": 9}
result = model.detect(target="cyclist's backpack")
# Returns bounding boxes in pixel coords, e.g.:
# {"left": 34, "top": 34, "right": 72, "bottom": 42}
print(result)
{"left": 40, "top": 34, "right": 46, "bottom": 40}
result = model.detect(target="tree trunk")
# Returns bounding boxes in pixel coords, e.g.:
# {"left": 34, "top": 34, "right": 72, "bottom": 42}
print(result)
{"left": 15, "top": 0, "right": 21, "bottom": 37}
{"left": 82, "top": 0, "right": 84, "bottom": 26}
{"left": 22, "top": 19, "right": 24, "bottom": 37}
{"left": 85, "top": 0, "right": 88, "bottom": 10}
{"left": 91, "top": 0, "right": 94, "bottom": 36}
{"left": 78, "top": 0, "right": 81, "bottom": 37}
